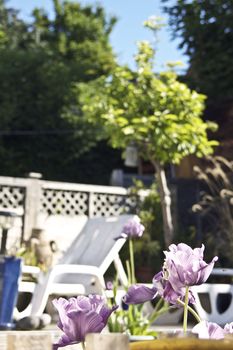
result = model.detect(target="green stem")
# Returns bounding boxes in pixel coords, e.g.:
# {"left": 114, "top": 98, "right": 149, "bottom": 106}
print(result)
{"left": 183, "top": 286, "right": 189, "bottom": 334}
{"left": 126, "top": 259, "right": 132, "bottom": 286}
{"left": 154, "top": 296, "right": 164, "bottom": 313}
{"left": 177, "top": 299, "right": 202, "bottom": 323}
{"left": 81, "top": 341, "right": 86, "bottom": 350}
{"left": 149, "top": 304, "right": 170, "bottom": 324}
{"left": 129, "top": 239, "right": 136, "bottom": 284}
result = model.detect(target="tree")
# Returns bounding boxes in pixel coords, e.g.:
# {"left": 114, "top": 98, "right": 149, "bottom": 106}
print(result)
{"left": 0, "top": 0, "right": 29, "bottom": 49}
{"left": 30, "top": 0, "right": 117, "bottom": 80}
{"left": 161, "top": 0, "right": 233, "bottom": 105}
{"left": 64, "top": 40, "right": 218, "bottom": 247}
{"left": 0, "top": 0, "right": 120, "bottom": 182}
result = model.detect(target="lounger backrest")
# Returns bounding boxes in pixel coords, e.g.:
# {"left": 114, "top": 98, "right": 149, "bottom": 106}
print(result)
{"left": 58, "top": 215, "right": 133, "bottom": 272}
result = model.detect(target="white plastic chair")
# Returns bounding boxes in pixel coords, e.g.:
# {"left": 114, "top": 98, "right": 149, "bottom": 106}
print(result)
{"left": 16, "top": 215, "right": 132, "bottom": 319}
{"left": 192, "top": 268, "right": 233, "bottom": 325}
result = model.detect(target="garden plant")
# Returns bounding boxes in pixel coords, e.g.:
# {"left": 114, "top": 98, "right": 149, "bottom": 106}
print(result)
{"left": 52, "top": 217, "right": 233, "bottom": 349}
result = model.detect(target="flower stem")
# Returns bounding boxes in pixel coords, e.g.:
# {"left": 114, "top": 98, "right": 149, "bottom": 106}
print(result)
{"left": 177, "top": 299, "right": 201, "bottom": 323}
{"left": 154, "top": 296, "right": 164, "bottom": 313}
{"left": 81, "top": 341, "right": 86, "bottom": 350}
{"left": 126, "top": 259, "right": 132, "bottom": 285}
{"left": 183, "top": 286, "right": 189, "bottom": 334}
{"left": 129, "top": 239, "right": 136, "bottom": 284}
{"left": 149, "top": 303, "right": 170, "bottom": 324}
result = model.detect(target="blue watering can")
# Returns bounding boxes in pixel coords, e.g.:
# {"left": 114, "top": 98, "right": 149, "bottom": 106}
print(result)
{"left": 0, "top": 256, "right": 22, "bottom": 329}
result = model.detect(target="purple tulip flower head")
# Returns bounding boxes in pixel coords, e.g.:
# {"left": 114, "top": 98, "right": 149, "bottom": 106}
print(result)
{"left": 152, "top": 271, "right": 195, "bottom": 305}
{"left": 192, "top": 321, "right": 225, "bottom": 339}
{"left": 120, "top": 216, "right": 145, "bottom": 239}
{"left": 52, "top": 295, "right": 117, "bottom": 349}
{"left": 123, "top": 284, "right": 157, "bottom": 305}
{"left": 163, "top": 243, "right": 218, "bottom": 292}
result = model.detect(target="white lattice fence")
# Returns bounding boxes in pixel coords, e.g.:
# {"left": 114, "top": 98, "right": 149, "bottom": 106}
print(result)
{"left": 0, "top": 175, "right": 140, "bottom": 243}
{"left": 0, "top": 180, "right": 27, "bottom": 250}
{"left": 40, "top": 188, "right": 89, "bottom": 216}
{"left": 91, "top": 193, "right": 136, "bottom": 216}
{"left": 40, "top": 183, "right": 138, "bottom": 218}
{"left": 0, "top": 185, "right": 25, "bottom": 210}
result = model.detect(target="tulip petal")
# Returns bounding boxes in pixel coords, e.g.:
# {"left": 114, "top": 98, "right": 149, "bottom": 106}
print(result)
{"left": 192, "top": 321, "right": 225, "bottom": 339}
{"left": 123, "top": 284, "right": 157, "bottom": 304}
{"left": 67, "top": 310, "right": 105, "bottom": 341}
{"left": 164, "top": 243, "right": 218, "bottom": 289}
{"left": 52, "top": 294, "right": 117, "bottom": 349}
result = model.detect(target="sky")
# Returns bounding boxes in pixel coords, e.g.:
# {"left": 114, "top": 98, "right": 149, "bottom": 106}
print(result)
{"left": 7, "top": 0, "right": 188, "bottom": 71}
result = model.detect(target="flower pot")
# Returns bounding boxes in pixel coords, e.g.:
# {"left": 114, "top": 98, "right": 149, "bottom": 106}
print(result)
{"left": 157, "top": 330, "right": 197, "bottom": 339}
{"left": 130, "top": 335, "right": 155, "bottom": 342}
{"left": 129, "top": 338, "right": 233, "bottom": 350}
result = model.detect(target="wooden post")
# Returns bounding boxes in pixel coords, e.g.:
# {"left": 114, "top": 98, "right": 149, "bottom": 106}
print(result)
{"left": 85, "top": 333, "right": 129, "bottom": 350}
{"left": 23, "top": 173, "right": 42, "bottom": 241}
{"left": 88, "top": 192, "right": 95, "bottom": 218}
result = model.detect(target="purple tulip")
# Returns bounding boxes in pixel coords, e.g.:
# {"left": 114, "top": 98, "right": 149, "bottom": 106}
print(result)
{"left": 153, "top": 271, "right": 195, "bottom": 305}
{"left": 164, "top": 243, "right": 218, "bottom": 292}
{"left": 119, "top": 216, "right": 145, "bottom": 239}
{"left": 52, "top": 295, "right": 117, "bottom": 349}
{"left": 123, "top": 284, "right": 157, "bottom": 304}
{"left": 106, "top": 281, "right": 113, "bottom": 290}
{"left": 192, "top": 321, "right": 225, "bottom": 339}
{"left": 224, "top": 322, "right": 233, "bottom": 334}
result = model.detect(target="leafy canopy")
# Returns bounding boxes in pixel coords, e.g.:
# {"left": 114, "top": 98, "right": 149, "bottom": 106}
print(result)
{"left": 66, "top": 41, "right": 218, "bottom": 165}
{"left": 0, "top": 0, "right": 120, "bottom": 182}
{"left": 162, "top": 0, "right": 233, "bottom": 103}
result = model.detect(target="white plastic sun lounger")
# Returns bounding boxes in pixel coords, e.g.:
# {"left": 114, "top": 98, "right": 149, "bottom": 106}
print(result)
{"left": 15, "top": 215, "right": 132, "bottom": 319}
{"left": 192, "top": 268, "right": 233, "bottom": 325}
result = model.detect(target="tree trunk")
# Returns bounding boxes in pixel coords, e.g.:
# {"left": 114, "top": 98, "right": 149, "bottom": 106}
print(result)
{"left": 152, "top": 160, "right": 174, "bottom": 247}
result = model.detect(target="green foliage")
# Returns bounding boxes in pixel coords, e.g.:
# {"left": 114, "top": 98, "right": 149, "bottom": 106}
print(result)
{"left": 68, "top": 40, "right": 218, "bottom": 166}
{"left": 65, "top": 36, "right": 218, "bottom": 246}
{"left": 0, "top": 0, "right": 29, "bottom": 49}
{"left": 0, "top": 0, "right": 119, "bottom": 182}
{"left": 31, "top": 0, "right": 117, "bottom": 80}
{"left": 162, "top": 0, "right": 233, "bottom": 104}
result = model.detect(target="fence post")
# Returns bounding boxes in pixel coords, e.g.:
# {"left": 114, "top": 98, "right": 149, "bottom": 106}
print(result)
{"left": 88, "top": 192, "right": 95, "bottom": 218}
{"left": 23, "top": 173, "right": 42, "bottom": 241}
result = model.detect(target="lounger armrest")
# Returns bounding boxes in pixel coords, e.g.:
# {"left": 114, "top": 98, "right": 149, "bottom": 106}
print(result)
{"left": 22, "top": 265, "right": 41, "bottom": 275}
{"left": 29, "top": 264, "right": 107, "bottom": 317}
{"left": 47, "top": 264, "right": 106, "bottom": 289}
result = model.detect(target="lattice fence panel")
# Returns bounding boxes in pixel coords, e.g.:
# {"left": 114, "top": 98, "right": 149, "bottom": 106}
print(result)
{"left": 0, "top": 185, "right": 25, "bottom": 251}
{"left": 92, "top": 193, "right": 138, "bottom": 217}
{"left": 0, "top": 186, "right": 25, "bottom": 209}
{"left": 40, "top": 189, "right": 89, "bottom": 216}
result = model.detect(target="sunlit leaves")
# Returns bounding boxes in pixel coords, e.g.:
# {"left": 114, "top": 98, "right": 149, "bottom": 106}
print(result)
{"left": 67, "top": 40, "right": 218, "bottom": 165}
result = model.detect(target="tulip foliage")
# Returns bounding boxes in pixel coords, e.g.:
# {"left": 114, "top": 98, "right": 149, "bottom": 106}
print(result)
{"left": 68, "top": 40, "right": 218, "bottom": 247}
